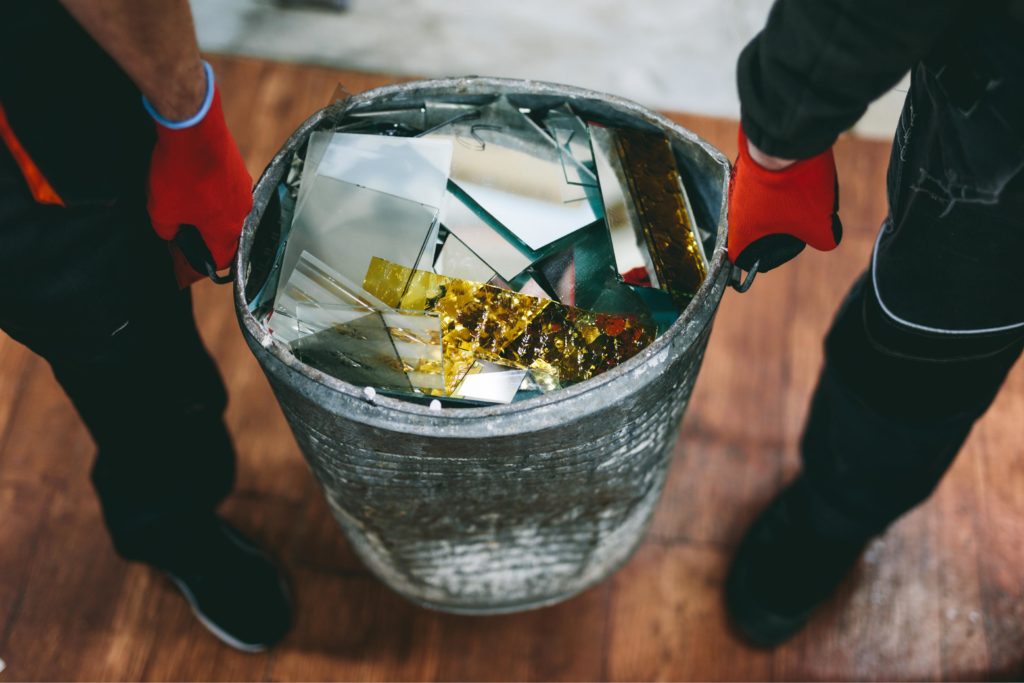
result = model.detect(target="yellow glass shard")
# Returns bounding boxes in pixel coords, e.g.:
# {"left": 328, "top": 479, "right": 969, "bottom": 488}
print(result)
{"left": 614, "top": 128, "right": 707, "bottom": 306}
{"left": 364, "top": 256, "right": 655, "bottom": 391}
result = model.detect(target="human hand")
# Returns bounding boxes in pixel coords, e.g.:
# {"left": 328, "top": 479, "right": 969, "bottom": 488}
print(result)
{"left": 145, "top": 61, "right": 252, "bottom": 286}
{"left": 727, "top": 127, "right": 842, "bottom": 274}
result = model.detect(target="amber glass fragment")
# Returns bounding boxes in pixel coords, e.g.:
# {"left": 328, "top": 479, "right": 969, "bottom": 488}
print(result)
{"left": 614, "top": 128, "right": 707, "bottom": 306}
{"left": 363, "top": 257, "right": 655, "bottom": 388}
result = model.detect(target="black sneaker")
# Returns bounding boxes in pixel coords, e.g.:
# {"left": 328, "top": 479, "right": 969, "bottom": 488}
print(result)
{"left": 161, "top": 517, "right": 292, "bottom": 652}
{"left": 725, "top": 478, "right": 868, "bottom": 647}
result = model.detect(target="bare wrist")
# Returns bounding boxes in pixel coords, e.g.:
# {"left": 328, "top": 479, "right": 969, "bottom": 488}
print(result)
{"left": 747, "top": 139, "right": 796, "bottom": 171}
{"left": 146, "top": 59, "right": 206, "bottom": 123}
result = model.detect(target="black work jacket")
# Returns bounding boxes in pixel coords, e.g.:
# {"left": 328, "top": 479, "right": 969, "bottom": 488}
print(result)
{"left": 737, "top": 0, "right": 1024, "bottom": 159}
{"left": 0, "top": 1, "right": 154, "bottom": 206}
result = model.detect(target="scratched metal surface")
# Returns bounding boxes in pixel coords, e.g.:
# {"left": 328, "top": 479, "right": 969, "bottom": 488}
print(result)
{"left": 234, "top": 77, "right": 732, "bottom": 613}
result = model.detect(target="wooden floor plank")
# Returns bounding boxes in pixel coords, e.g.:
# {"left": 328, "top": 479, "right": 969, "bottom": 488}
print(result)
{"left": 0, "top": 54, "right": 1020, "bottom": 680}
{"left": 606, "top": 543, "right": 774, "bottom": 681}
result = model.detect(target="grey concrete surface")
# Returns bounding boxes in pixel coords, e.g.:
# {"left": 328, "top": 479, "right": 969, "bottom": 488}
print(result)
{"left": 191, "top": 0, "right": 903, "bottom": 139}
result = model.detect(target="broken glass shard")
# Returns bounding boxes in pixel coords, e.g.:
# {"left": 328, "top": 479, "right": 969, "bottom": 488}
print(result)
{"left": 424, "top": 97, "right": 601, "bottom": 251}
{"left": 589, "top": 125, "right": 656, "bottom": 286}
{"left": 432, "top": 230, "right": 498, "bottom": 284}
{"left": 270, "top": 250, "right": 388, "bottom": 344}
{"left": 348, "top": 106, "right": 428, "bottom": 131}
{"left": 290, "top": 305, "right": 413, "bottom": 391}
{"left": 276, "top": 177, "right": 439, "bottom": 312}
{"left": 363, "top": 257, "right": 656, "bottom": 385}
{"left": 293, "top": 303, "right": 445, "bottom": 394}
{"left": 612, "top": 127, "right": 709, "bottom": 306}
{"left": 440, "top": 188, "right": 533, "bottom": 281}
{"left": 452, "top": 360, "right": 528, "bottom": 404}
{"left": 314, "top": 133, "right": 453, "bottom": 209}
{"left": 542, "top": 104, "right": 598, "bottom": 188}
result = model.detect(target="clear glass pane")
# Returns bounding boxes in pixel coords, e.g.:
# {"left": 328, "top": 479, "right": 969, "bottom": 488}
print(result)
{"left": 276, "top": 177, "right": 439, "bottom": 314}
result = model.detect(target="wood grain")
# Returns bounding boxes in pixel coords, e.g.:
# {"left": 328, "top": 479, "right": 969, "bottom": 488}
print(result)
{"left": 0, "top": 54, "right": 1021, "bottom": 681}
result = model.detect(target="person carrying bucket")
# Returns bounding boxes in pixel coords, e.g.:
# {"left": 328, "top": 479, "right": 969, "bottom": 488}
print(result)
{"left": 726, "top": 0, "right": 1024, "bottom": 646}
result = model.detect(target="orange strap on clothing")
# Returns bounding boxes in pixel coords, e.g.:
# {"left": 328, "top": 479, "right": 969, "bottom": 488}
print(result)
{"left": 0, "top": 103, "right": 64, "bottom": 206}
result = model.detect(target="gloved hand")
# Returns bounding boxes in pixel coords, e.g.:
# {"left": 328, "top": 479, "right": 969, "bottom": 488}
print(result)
{"left": 727, "top": 127, "right": 842, "bottom": 274}
{"left": 144, "top": 61, "right": 252, "bottom": 287}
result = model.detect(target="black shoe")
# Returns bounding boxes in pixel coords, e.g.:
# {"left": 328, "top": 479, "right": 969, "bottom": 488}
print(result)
{"left": 159, "top": 517, "right": 292, "bottom": 652}
{"left": 725, "top": 478, "right": 869, "bottom": 647}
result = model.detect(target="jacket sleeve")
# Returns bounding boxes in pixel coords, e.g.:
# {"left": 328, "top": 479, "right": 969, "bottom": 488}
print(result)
{"left": 737, "top": 0, "right": 968, "bottom": 159}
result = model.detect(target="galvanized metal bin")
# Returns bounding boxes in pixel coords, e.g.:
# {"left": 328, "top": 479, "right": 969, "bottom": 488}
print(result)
{"left": 235, "top": 77, "right": 731, "bottom": 614}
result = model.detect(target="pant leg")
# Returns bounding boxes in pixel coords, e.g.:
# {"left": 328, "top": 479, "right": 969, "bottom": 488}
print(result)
{"left": 800, "top": 18, "right": 1024, "bottom": 540}
{"left": 0, "top": 143, "right": 235, "bottom": 566}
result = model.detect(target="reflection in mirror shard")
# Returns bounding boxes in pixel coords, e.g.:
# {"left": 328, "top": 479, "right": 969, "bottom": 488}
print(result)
{"left": 542, "top": 105, "right": 598, "bottom": 188}
{"left": 314, "top": 134, "right": 453, "bottom": 209}
{"left": 290, "top": 306, "right": 413, "bottom": 391}
{"left": 453, "top": 360, "right": 528, "bottom": 404}
{"left": 613, "top": 127, "right": 708, "bottom": 306}
{"left": 294, "top": 303, "right": 445, "bottom": 394}
{"left": 589, "top": 125, "right": 655, "bottom": 286}
{"left": 440, "top": 189, "right": 533, "bottom": 281}
{"left": 432, "top": 230, "right": 498, "bottom": 284}
{"left": 275, "top": 177, "right": 439, "bottom": 314}
{"left": 363, "top": 257, "right": 655, "bottom": 386}
{"left": 425, "top": 97, "right": 601, "bottom": 251}
{"left": 270, "top": 250, "right": 387, "bottom": 343}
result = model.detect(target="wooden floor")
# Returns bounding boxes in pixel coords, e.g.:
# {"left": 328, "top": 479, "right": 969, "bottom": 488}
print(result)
{"left": 1, "top": 55, "right": 1022, "bottom": 681}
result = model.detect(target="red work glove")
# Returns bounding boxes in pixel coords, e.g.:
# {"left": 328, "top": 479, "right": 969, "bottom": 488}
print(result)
{"left": 144, "top": 61, "right": 252, "bottom": 287}
{"left": 727, "top": 127, "right": 842, "bottom": 273}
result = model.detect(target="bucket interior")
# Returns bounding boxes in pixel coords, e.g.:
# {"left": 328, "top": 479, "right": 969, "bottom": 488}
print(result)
{"left": 240, "top": 81, "right": 729, "bottom": 409}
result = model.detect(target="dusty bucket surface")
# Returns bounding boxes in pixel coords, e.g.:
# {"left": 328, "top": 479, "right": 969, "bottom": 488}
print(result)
{"left": 235, "top": 77, "right": 731, "bottom": 614}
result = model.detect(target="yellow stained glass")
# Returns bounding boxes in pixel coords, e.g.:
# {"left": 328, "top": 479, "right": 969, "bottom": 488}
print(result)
{"left": 364, "top": 257, "right": 655, "bottom": 394}
{"left": 614, "top": 128, "right": 707, "bottom": 306}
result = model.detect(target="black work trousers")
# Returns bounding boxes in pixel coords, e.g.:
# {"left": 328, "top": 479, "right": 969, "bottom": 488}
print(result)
{"left": 801, "top": 19, "right": 1024, "bottom": 540}
{"left": 0, "top": 145, "right": 235, "bottom": 567}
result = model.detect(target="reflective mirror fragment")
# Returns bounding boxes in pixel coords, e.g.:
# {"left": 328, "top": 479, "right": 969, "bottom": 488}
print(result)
{"left": 276, "top": 177, "right": 439, "bottom": 312}
{"left": 425, "top": 97, "right": 601, "bottom": 251}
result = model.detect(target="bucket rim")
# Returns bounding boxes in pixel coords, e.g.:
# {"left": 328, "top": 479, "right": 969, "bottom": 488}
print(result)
{"left": 235, "top": 75, "right": 732, "bottom": 426}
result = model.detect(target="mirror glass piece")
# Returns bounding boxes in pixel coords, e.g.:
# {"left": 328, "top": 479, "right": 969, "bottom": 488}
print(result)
{"left": 613, "top": 127, "right": 709, "bottom": 306}
{"left": 440, "top": 189, "right": 533, "bottom": 280}
{"left": 542, "top": 105, "right": 599, "bottom": 188}
{"left": 452, "top": 360, "right": 528, "bottom": 404}
{"left": 295, "top": 130, "right": 333, "bottom": 214}
{"left": 363, "top": 257, "right": 655, "bottom": 385}
{"left": 534, "top": 247, "right": 575, "bottom": 306}
{"left": 629, "top": 285, "right": 680, "bottom": 336}
{"left": 276, "top": 177, "right": 439, "bottom": 313}
{"left": 424, "top": 97, "right": 601, "bottom": 251}
{"left": 290, "top": 305, "right": 413, "bottom": 391}
{"left": 349, "top": 106, "right": 428, "bottom": 131}
{"left": 293, "top": 303, "right": 446, "bottom": 395}
{"left": 314, "top": 133, "right": 453, "bottom": 209}
{"left": 423, "top": 101, "right": 483, "bottom": 131}
{"left": 270, "top": 250, "right": 387, "bottom": 342}
{"left": 589, "top": 125, "right": 657, "bottom": 286}
{"left": 432, "top": 230, "right": 497, "bottom": 284}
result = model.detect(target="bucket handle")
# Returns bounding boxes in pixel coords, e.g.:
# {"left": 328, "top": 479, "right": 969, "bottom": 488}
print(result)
{"left": 173, "top": 225, "right": 235, "bottom": 285}
{"left": 729, "top": 259, "right": 759, "bottom": 293}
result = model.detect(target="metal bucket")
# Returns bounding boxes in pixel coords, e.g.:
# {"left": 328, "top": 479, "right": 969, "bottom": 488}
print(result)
{"left": 235, "top": 77, "right": 731, "bottom": 614}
